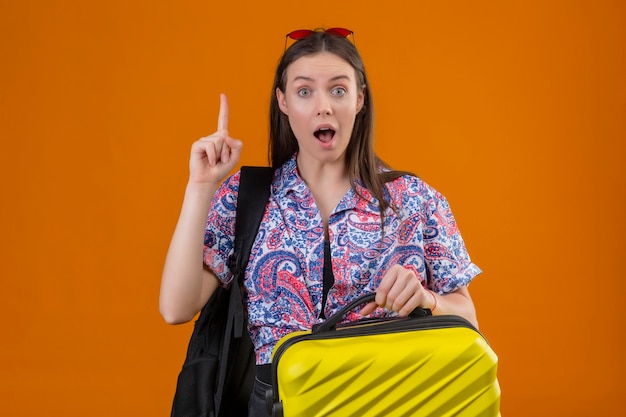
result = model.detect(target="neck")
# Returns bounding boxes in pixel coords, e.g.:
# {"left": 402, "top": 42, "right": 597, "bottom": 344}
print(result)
{"left": 296, "top": 154, "right": 349, "bottom": 188}
{"left": 296, "top": 155, "right": 352, "bottom": 238}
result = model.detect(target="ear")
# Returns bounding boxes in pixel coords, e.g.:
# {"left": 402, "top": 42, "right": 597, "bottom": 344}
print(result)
{"left": 276, "top": 87, "right": 289, "bottom": 115}
{"left": 356, "top": 84, "right": 366, "bottom": 113}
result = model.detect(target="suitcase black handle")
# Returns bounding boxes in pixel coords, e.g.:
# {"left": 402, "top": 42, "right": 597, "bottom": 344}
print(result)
{"left": 312, "top": 292, "right": 431, "bottom": 334}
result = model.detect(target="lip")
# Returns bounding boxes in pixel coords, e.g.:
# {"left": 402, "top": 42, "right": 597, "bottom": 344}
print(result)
{"left": 314, "top": 123, "right": 337, "bottom": 132}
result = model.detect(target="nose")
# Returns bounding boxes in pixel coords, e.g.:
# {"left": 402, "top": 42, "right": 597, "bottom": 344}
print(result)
{"left": 316, "top": 93, "right": 332, "bottom": 116}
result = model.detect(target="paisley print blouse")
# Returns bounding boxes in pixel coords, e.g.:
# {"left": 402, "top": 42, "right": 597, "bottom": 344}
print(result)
{"left": 203, "top": 155, "right": 481, "bottom": 364}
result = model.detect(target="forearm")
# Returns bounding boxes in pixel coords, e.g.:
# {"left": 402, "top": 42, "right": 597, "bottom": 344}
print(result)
{"left": 160, "top": 182, "right": 219, "bottom": 324}
{"left": 428, "top": 286, "right": 478, "bottom": 329}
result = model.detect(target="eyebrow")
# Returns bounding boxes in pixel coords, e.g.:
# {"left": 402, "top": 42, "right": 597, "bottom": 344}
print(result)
{"left": 291, "top": 75, "right": 352, "bottom": 83}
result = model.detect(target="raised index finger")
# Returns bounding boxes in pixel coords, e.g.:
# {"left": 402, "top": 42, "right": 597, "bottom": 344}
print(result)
{"left": 217, "top": 93, "right": 229, "bottom": 131}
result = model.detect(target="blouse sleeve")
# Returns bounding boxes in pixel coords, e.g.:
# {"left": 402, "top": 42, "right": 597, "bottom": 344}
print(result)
{"left": 202, "top": 171, "right": 241, "bottom": 286}
{"left": 415, "top": 179, "right": 482, "bottom": 294}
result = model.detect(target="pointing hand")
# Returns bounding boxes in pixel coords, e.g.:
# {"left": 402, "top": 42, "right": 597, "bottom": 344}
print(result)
{"left": 189, "top": 94, "right": 243, "bottom": 186}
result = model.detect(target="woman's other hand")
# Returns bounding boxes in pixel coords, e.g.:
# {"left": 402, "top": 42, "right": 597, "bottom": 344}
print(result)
{"left": 360, "top": 264, "right": 479, "bottom": 328}
{"left": 360, "top": 264, "right": 432, "bottom": 317}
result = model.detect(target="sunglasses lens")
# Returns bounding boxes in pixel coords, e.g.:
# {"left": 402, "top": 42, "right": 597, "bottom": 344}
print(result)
{"left": 325, "top": 27, "right": 352, "bottom": 38}
{"left": 285, "top": 28, "right": 354, "bottom": 51}
{"left": 288, "top": 29, "right": 314, "bottom": 40}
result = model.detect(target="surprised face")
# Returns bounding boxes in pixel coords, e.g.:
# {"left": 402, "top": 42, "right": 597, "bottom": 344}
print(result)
{"left": 276, "top": 51, "right": 365, "bottom": 169}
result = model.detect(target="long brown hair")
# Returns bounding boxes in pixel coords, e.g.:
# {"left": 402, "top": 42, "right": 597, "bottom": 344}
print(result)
{"left": 269, "top": 31, "right": 412, "bottom": 225}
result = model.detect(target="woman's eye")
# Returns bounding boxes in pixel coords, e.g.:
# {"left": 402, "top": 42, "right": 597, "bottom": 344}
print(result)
{"left": 331, "top": 87, "right": 347, "bottom": 96}
{"left": 297, "top": 88, "right": 311, "bottom": 97}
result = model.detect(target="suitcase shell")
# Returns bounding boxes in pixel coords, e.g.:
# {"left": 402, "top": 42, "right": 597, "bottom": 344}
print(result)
{"left": 268, "top": 296, "right": 500, "bottom": 417}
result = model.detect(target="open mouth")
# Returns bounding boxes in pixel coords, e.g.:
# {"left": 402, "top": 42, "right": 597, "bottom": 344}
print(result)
{"left": 314, "top": 127, "right": 336, "bottom": 143}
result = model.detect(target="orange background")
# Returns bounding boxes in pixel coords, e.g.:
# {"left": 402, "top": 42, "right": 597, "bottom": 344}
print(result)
{"left": 1, "top": 1, "right": 624, "bottom": 415}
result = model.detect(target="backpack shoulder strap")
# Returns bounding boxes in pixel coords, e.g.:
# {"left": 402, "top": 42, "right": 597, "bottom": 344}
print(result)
{"left": 229, "top": 166, "right": 275, "bottom": 280}
{"left": 226, "top": 165, "right": 274, "bottom": 338}
{"left": 215, "top": 166, "right": 274, "bottom": 416}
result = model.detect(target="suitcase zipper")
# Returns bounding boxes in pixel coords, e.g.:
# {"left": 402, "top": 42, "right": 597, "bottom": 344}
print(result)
{"left": 272, "top": 314, "right": 479, "bottom": 365}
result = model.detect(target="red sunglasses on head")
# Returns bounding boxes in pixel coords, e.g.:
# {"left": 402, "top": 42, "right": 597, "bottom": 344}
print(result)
{"left": 284, "top": 27, "right": 355, "bottom": 50}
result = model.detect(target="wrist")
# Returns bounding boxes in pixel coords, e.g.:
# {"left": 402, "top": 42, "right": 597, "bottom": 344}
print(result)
{"left": 426, "top": 289, "right": 438, "bottom": 313}
{"left": 185, "top": 181, "right": 218, "bottom": 198}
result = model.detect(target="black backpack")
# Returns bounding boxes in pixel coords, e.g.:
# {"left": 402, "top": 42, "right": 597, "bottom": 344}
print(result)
{"left": 170, "top": 166, "right": 274, "bottom": 417}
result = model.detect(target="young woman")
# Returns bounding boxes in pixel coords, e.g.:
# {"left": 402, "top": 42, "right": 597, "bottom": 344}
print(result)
{"left": 160, "top": 28, "right": 481, "bottom": 415}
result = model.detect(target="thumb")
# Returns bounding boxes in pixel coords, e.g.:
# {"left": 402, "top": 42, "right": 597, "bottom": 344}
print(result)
{"left": 225, "top": 136, "right": 243, "bottom": 160}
